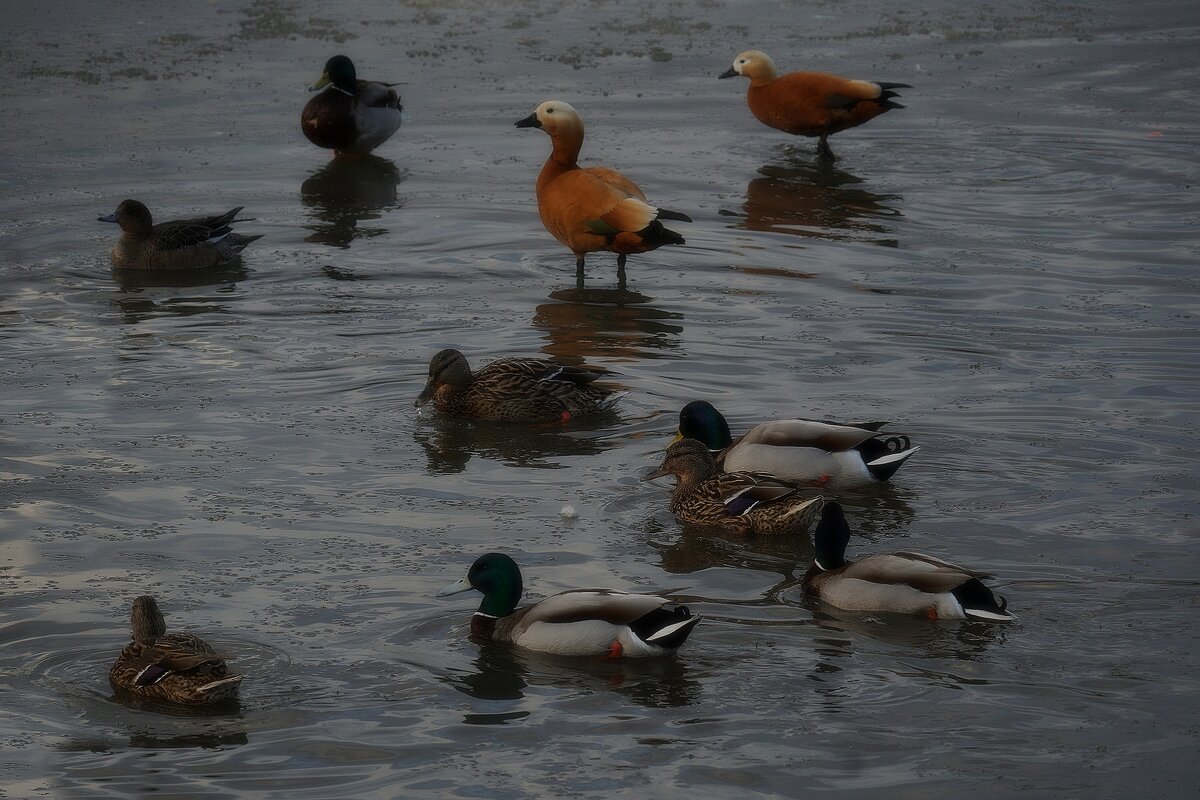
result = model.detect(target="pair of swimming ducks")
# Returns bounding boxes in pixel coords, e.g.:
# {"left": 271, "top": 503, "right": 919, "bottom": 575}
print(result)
{"left": 98, "top": 51, "right": 907, "bottom": 273}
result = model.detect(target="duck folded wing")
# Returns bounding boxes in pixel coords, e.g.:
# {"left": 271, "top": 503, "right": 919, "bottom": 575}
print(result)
{"left": 521, "top": 589, "right": 671, "bottom": 626}
{"left": 356, "top": 81, "right": 402, "bottom": 110}
{"left": 590, "top": 197, "right": 662, "bottom": 236}
{"left": 736, "top": 419, "right": 883, "bottom": 451}
{"left": 840, "top": 553, "right": 990, "bottom": 592}
{"left": 150, "top": 221, "right": 231, "bottom": 251}
{"left": 722, "top": 479, "right": 799, "bottom": 515}
{"left": 822, "top": 79, "right": 891, "bottom": 108}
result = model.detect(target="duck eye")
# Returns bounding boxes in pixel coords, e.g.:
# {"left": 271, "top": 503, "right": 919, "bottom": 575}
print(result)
{"left": 739, "top": 59, "right": 746, "bottom": 64}
{"left": 547, "top": 108, "right": 554, "bottom": 114}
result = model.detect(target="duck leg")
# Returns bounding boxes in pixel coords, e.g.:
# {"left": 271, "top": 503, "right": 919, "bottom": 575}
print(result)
{"left": 817, "top": 134, "right": 836, "bottom": 161}
{"left": 616, "top": 254, "right": 627, "bottom": 290}
{"left": 575, "top": 254, "right": 586, "bottom": 288}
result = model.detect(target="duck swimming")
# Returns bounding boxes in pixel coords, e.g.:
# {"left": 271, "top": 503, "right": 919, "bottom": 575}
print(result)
{"left": 676, "top": 400, "right": 918, "bottom": 489}
{"left": 644, "top": 438, "right": 825, "bottom": 536}
{"left": 109, "top": 595, "right": 243, "bottom": 705}
{"left": 438, "top": 553, "right": 701, "bottom": 657}
{"left": 803, "top": 503, "right": 1014, "bottom": 621}
{"left": 98, "top": 199, "right": 261, "bottom": 271}
{"left": 415, "top": 348, "right": 620, "bottom": 423}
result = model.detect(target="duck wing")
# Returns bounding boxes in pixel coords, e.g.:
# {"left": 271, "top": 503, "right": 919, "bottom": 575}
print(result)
{"left": 736, "top": 419, "right": 884, "bottom": 452}
{"left": 355, "top": 80, "right": 402, "bottom": 111}
{"left": 840, "top": 553, "right": 988, "bottom": 593}
{"left": 519, "top": 589, "right": 670, "bottom": 627}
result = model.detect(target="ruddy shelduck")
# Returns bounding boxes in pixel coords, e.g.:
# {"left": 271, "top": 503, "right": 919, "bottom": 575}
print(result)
{"left": 515, "top": 100, "right": 690, "bottom": 281}
{"left": 720, "top": 50, "right": 909, "bottom": 159}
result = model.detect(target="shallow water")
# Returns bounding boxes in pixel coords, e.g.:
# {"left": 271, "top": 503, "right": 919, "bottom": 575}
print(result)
{"left": 2, "top": 0, "right": 1198, "bottom": 797}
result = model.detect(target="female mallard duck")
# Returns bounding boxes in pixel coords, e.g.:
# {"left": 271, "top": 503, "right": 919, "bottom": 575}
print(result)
{"left": 804, "top": 502, "right": 1014, "bottom": 621}
{"left": 676, "top": 400, "right": 918, "bottom": 489}
{"left": 415, "top": 348, "right": 620, "bottom": 423}
{"left": 437, "top": 553, "right": 700, "bottom": 657}
{"left": 109, "top": 595, "right": 243, "bottom": 705}
{"left": 719, "top": 50, "right": 909, "bottom": 159}
{"left": 302, "top": 54, "right": 402, "bottom": 155}
{"left": 98, "top": 199, "right": 262, "bottom": 271}
{"left": 644, "top": 438, "right": 824, "bottom": 535}
{"left": 515, "top": 100, "right": 690, "bottom": 282}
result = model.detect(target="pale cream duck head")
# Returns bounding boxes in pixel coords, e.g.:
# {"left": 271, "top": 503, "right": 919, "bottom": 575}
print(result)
{"left": 719, "top": 50, "right": 779, "bottom": 85}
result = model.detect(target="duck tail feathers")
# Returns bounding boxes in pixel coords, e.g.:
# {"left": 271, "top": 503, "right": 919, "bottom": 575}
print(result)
{"left": 953, "top": 580, "right": 1014, "bottom": 622}
{"left": 857, "top": 435, "right": 919, "bottom": 481}
{"left": 633, "top": 606, "right": 701, "bottom": 650}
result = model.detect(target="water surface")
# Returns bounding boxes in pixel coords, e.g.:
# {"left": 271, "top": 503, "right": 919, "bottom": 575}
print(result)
{"left": 1, "top": 0, "right": 1198, "bottom": 797}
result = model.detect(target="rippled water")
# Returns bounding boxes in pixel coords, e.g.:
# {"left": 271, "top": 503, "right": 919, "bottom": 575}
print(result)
{"left": 2, "top": 0, "right": 1198, "bottom": 797}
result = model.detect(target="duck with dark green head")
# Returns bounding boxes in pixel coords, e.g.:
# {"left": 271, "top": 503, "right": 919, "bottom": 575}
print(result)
{"left": 302, "top": 55, "right": 402, "bottom": 155}
{"left": 437, "top": 553, "right": 700, "bottom": 657}
{"left": 109, "top": 595, "right": 243, "bottom": 705}
{"left": 803, "top": 502, "right": 1014, "bottom": 621}
{"left": 675, "top": 400, "right": 919, "bottom": 489}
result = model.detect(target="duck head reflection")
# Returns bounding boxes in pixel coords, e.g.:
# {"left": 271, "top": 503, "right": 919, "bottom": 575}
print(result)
{"left": 728, "top": 159, "right": 902, "bottom": 244}
{"left": 301, "top": 154, "right": 404, "bottom": 248}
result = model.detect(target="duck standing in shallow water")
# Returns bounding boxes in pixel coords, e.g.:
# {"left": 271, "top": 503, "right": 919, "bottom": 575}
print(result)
{"left": 644, "top": 438, "right": 824, "bottom": 536}
{"left": 438, "top": 553, "right": 700, "bottom": 657}
{"left": 720, "top": 50, "right": 909, "bottom": 160}
{"left": 98, "top": 199, "right": 261, "bottom": 270}
{"left": 803, "top": 503, "right": 1014, "bottom": 621}
{"left": 109, "top": 595, "right": 243, "bottom": 705}
{"left": 415, "top": 348, "right": 620, "bottom": 423}
{"left": 302, "top": 55, "right": 402, "bottom": 155}
{"left": 676, "top": 400, "right": 918, "bottom": 489}
{"left": 515, "top": 100, "right": 690, "bottom": 284}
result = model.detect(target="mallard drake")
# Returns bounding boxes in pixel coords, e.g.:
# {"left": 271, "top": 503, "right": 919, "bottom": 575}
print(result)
{"left": 644, "top": 438, "right": 824, "bottom": 535}
{"left": 676, "top": 400, "right": 918, "bottom": 489}
{"left": 437, "top": 553, "right": 700, "bottom": 657}
{"left": 109, "top": 595, "right": 243, "bottom": 705}
{"left": 803, "top": 502, "right": 1014, "bottom": 621}
{"left": 98, "top": 199, "right": 261, "bottom": 271}
{"left": 415, "top": 348, "right": 620, "bottom": 423}
{"left": 302, "top": 55, "right": 402, "bottom": 155}
{"left": 515, "top": 100, "right": 690, "bottom": 281}
{"left": 719, "top": 50, "right": 909, "bottom": 159}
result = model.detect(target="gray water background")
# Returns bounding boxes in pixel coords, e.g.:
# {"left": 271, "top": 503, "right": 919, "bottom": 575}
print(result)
{"left": 1, "top": 0, "right": 1198, "bottom": 797}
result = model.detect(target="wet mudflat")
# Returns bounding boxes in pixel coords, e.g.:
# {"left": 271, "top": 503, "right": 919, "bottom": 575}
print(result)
{"left": 1, "top": 0, "right": 1198, "bottom": 797}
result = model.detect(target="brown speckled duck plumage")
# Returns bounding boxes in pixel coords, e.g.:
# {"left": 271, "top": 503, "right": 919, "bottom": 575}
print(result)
{"left": 414, "top": 348, "right": 620, "bottom": 423}
{"left": 645, "top": 438, "right": 823, "bottom": 535}
{"left": 109, "top": 595, "right": 242, "bottom": 706}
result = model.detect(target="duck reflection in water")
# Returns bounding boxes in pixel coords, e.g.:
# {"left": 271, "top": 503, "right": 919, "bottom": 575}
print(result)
{"left": 111, "top": 264, "right": 246, "bottom": 292}
{"left": 413, "top": 411, "right": 619, "bottom": 474}
{"left": 452, "top": 640, "right": 700, "bottom": 715}
{"left": 301, "top": 154, "right": 403, "bottom": 248}
{"left": 534, "top": 285, "right": 683, "bottom": 363}
{"left": 726, "top": 158, "right": 902, "bottom": 245}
